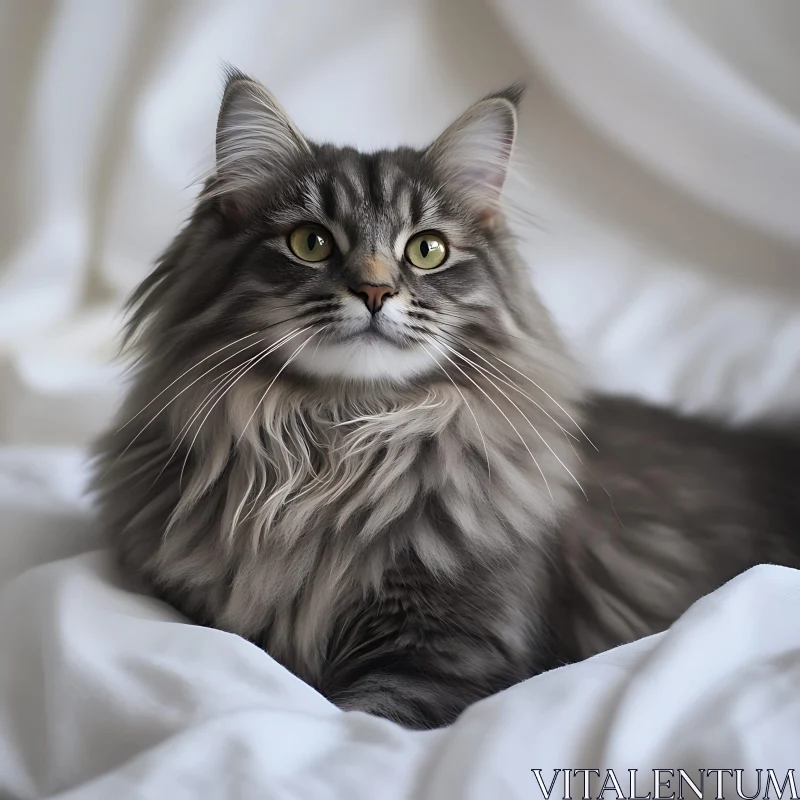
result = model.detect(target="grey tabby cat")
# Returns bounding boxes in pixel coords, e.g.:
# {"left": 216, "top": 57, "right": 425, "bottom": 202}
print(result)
{"left": 92, "top": 69, "right": 800, "bottom": 729}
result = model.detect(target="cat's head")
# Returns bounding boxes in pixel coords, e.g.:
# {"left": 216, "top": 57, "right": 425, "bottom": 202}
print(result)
{"left": 128, "top": 68, "right": 550, "bottom": 389}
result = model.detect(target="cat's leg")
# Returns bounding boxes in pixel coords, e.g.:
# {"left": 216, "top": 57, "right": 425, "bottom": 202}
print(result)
{"left": 328, "top": 654, "right": 524, "bottom": 729}
{"left": 321, "top": 569, "right": 546, "bottom": 729}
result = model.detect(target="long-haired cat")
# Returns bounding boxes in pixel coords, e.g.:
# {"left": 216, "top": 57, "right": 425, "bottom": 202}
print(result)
{"left": 92, "top": 69, "right": 800, "bottom": 729}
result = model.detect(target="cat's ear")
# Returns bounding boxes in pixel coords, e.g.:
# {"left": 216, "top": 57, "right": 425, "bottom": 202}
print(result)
{"left": 425, "top": 84, "right": 523, "bottom": 227}
{"left": 212, "top": 66, "right": 310, "bottom": 217}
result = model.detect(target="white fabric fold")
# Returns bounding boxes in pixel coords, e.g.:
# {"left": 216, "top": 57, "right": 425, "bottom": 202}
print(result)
{"left": 493, "top": 0, "right": 800, "bottom": 243}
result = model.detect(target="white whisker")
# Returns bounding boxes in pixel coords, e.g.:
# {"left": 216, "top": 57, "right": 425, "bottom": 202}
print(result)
{"left": 113, "top": 335, "right": 271, "bottom": 468}
{"left": 236, "top": 325, "right": 331, "bottom": 448}
{"left": 435, "top": 338, "right": 585, "bottom": 498}
{"left": 177, "top": 326, "right": 313, "bottom": 487}
{"left": 419, "top": 343, "right": 491, "bottom": 478}
{"left": 424, "top": 336, "right": 552, "bottom": 500}
{"left": 439, "top": 331, "right": 579, "bottom": 442}
{"left": 155, "top": 326, "right": 309, "bottom": 497}
{"left": 487, "top": 351, "right": 597, "bottom": 451}
{"left": 115, "top": 329, "right": 265, "bottom": 433}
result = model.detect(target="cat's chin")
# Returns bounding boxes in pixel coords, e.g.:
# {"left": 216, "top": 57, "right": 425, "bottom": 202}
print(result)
{"left": 291, "top": 336, "right": 434, "bottom": 384}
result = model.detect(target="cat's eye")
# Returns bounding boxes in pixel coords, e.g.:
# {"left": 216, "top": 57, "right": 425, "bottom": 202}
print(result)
{"left": 288, "top": 224, "right": 334, "bottom": 263}
{"left": 405, "top": 232, "right": 447, "bottom": 270}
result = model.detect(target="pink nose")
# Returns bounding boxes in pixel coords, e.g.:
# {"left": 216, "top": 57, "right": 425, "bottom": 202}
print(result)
{"left": 354, "top": 284, "right": 394, "bottom": 314}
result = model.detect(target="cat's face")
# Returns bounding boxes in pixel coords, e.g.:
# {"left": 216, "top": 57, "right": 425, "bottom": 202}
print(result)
{"left": 213, "top": 143, "right": 521, "bottom": 384}
{"left": 133, "top": 70, "right": 533, "bottom": 389}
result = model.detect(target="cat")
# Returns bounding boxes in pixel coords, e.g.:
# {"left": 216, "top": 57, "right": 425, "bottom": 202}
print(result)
{"left": 91, "top": 68, "right": 800, "bottom": 730}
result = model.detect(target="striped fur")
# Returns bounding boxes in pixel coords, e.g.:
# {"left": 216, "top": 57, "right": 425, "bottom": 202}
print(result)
{"left": 91, "top": 71, "right": 800, "bottom": 729}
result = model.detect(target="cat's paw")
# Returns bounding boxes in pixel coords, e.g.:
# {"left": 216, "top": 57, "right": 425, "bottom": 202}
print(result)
{"left": 331, "top": 674, "right": 459, "bottom": 730}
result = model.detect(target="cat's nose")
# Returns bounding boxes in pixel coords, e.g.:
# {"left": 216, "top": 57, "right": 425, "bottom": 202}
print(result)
{"left": 353, "top": 284, "right": 395, "bottom": 314}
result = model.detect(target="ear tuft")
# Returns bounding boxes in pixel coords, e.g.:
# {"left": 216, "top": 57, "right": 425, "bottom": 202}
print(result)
{"left": 220, "top": 63, "right": 251, "bottom": 93}
{"left": 484, "top": 82, "right": 526, "bottom": 108}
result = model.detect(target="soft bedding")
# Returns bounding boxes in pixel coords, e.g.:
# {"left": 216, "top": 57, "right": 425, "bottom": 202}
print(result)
{"left": 0, "top": 449, "right": 798, "bottom": 799}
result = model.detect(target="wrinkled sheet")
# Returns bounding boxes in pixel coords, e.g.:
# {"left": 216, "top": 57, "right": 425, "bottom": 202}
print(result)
{"left": 0, "top": 449, "right": 798, "bottom": 799}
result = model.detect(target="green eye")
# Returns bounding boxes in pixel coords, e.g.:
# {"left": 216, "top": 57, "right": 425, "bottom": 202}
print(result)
{"left": 288, "top": 224, "right": 334, "bottom": 262}
{"left": 405, "top": 232, "right": 447, "bottom": 270}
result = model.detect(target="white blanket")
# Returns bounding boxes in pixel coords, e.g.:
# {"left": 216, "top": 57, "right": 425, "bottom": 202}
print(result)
{"left": 1, "top": 449, "right": 798, "bottom": 799}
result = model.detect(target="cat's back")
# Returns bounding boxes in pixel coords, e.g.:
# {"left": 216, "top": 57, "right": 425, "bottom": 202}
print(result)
{"left": 580, "top": 396, "right": 800, "bottom": 532}
{"left": 557, "top": 396, "right": 800, "bottom": 660}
